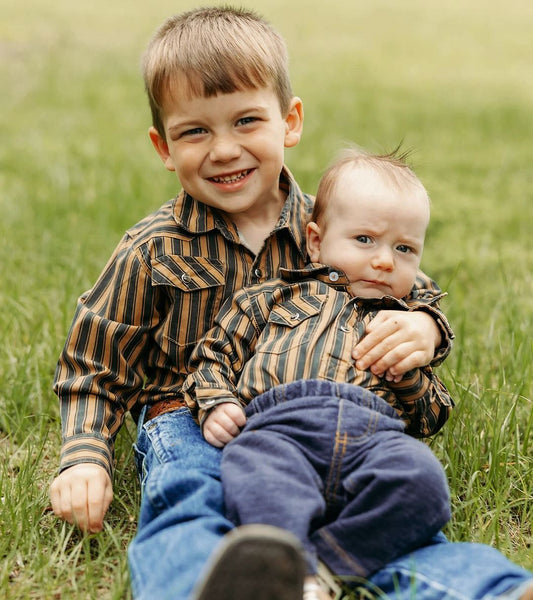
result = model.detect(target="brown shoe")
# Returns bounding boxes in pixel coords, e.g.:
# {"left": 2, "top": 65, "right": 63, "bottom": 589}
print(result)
{"left": 192, "top": 524, "right": 307, "bottom": 600}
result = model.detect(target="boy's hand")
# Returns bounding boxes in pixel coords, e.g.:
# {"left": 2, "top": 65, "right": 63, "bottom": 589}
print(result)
{"left": 49, "top": 464, "right": 113, "bottom": 533}
{"left": 352, "top": 310, "right": 441, "bottom": 381}
{"left": 203, "top": 403, "right": 246, "bottom": 448}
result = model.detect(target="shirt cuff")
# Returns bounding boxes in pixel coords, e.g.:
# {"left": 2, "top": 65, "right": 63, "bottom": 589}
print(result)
{"left": 410, "top": 304, "right": 455, "bottom": 366}
{"left": 59, "top": 434, "right": 114, "bottom": 478}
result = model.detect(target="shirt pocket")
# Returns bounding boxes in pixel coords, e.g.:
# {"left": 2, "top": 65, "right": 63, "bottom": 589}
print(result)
{"left": 151, "top": 255, "right": 226, "bottom": 358}
{"left": 256, "top": 294, "right": 326, "bottom": 355}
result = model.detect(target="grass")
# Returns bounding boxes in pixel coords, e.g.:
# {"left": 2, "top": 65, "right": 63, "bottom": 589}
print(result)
{"left": 1, "top": 0, "right": 532, "bottom": 597}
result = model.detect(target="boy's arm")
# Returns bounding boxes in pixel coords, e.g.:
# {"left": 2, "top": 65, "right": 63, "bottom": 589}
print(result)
{"left": 387, "top": 367, "right": 454, "bottom": 437}
{"left": 353, "top": 271, "right": 454, "bottom": 379}
{"left": 52, "top": 236, "right": 161, "bottom": 526}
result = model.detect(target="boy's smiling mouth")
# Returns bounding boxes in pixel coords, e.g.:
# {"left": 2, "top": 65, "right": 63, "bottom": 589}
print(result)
{"left": 209, "top": 169, "right": 252, "bottom": 184}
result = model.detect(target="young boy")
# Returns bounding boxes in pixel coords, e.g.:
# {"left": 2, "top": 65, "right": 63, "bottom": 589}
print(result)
{"left": 49, "top": 6, "right": 533, "bottom": 600}
{"left": 182, "top": 148, "right": 453, "bottom": 598}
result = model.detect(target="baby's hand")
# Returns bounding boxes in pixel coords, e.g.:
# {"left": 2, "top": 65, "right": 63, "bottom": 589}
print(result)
{"left": 203, "top": 403, "right": 246, "bottom": 448}
{"left": 352, "top": 310, "right": 441, "bottom": 380}
{"left": 49, "top": 463, "right": 113, "bottom": 533}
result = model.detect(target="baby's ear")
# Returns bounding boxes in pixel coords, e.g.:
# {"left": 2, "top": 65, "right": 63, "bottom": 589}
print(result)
{"left": 284, "top": 97, "right": 304, "bottom": 148}
{"left": 149, "top": 127, "right": 176, "bottom": 172}
{"left": 306, "top": 221, "right": 322, "bottom": 262}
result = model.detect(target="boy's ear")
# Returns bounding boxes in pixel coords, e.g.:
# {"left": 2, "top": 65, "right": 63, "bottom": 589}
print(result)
{"left": 284, "top": 97, "right": 304, "bottom": 148}
{"left": 149, "top": 126, "right": 176, "bottom": 172}
{"left": 306, "top": 221, "right": 322, "bottom": 262}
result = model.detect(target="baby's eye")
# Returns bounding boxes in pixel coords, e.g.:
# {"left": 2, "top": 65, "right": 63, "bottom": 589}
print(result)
{"left": 355, "top": 235, "right": 372, "bottom": 244}
{"left": 396, "top": 244, "right": 413, "bottom": 254}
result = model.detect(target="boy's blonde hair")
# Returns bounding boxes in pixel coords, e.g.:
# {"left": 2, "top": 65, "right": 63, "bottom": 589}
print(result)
{"left": 142, "top": 6, "right": 293, "bottom": 138}
{"left": 311, "top": 147, "right": 429, "bottom": 225}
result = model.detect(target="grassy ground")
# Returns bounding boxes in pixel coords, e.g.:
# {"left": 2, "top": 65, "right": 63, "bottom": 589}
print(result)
{"left": 1, "top": 0, "right": 532, "bottom": 597}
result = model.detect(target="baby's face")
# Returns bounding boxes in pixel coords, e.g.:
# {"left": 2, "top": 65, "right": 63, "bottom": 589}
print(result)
{"left": 308, "top": 165, "right": 429, "bottom": 299}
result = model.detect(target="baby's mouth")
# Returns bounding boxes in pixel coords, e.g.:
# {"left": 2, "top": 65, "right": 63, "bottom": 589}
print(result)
{"left": 210, "top": 169, "right": 252, "bottom": 184}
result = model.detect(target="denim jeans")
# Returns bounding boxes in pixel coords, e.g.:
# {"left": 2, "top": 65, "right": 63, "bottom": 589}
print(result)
{"left": 221, "top": 380, "right": 451, "bottom": 576}
{"left": 127, "top": 406, "right": 233, "bottom": 600}
{"left": 127, "top": 403, "right": 533, "bottom": 600}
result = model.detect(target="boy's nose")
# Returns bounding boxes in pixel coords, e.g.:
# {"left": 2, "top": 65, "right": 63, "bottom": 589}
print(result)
{"left": 209, "top": 136, "right": 241, "bottom": 163}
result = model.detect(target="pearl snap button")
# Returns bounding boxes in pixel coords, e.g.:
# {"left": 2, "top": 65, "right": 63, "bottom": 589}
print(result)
{"left": 328, "top": 271, "right": 339, "bottom": 282}
{"left": 181, "top": 273, "right": 192, "bottom": 283}
{"left": 290, "top": 312, "right": 300, "bottom": 320}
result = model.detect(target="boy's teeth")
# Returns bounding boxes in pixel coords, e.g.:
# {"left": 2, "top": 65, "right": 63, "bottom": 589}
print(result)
{"left": 212, "top": 170, "right": 248, "bottom": 183}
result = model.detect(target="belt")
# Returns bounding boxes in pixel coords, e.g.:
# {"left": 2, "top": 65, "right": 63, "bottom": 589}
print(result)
{"left": 145, "top": 398, "right": 187, "bottom": 422}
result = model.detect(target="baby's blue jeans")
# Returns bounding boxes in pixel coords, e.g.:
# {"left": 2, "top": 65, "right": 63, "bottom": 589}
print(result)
{"left": 222, "top": 379, "right": 451, "bottom": 576}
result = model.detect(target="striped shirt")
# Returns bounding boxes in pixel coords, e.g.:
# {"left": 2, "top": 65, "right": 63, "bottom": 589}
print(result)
{"left": 53, "top": 169, "right": 452, "bottom": 476}
{"left": 183, "top": 264, "right": 454, "bottom": 437}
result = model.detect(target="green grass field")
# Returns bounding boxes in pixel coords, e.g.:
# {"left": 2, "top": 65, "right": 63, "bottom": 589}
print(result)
{"left": 1, "top": 0, "right": 532, "bottom": 597}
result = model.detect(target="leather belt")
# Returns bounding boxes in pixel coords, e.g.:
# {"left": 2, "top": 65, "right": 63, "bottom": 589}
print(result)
{"left": 145, "top": 398, "right": 187, "bottom": 422}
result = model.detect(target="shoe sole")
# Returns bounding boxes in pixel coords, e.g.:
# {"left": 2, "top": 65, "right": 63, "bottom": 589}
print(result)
{"left": 192, "top": 524, "right": 307, "bottom": 600}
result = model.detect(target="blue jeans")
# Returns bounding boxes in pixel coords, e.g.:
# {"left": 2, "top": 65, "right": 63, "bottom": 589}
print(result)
{"left": 127, "top": 406, "right": 233, "bottom": 600}
{"left": 222, "top": 380, "right": 451, "bottom": 576}
{"left": 128, "top": 405, "right": 533, "bottom": 600}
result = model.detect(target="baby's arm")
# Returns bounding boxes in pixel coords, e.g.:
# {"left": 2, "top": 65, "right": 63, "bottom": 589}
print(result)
{"left": 49, "top": 463, "right": 113, "bottom": 533}
{"left": 203, "top": 403, "right": 247, "bottom": 448}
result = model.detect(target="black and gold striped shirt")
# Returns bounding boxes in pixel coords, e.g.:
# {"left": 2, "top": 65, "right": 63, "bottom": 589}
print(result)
{"left": 53, "top": 169, "right": 452, "bottom": 476}
{"left": 183, "top": 264, "right": 454, "bottom": 437}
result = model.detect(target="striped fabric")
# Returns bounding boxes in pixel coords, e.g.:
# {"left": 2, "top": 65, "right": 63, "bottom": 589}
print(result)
{"left": 53, "top": 169, "right": 452, "bottom": 476}
{"left": 183, "top": 264, "right": 454, "bottom": 437}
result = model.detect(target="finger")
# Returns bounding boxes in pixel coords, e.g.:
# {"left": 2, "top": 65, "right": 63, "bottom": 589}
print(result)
{"left": 203, "top": 418, "right": 237, "bottom": 447}
{"left": 49, "top": 480, "right": 61, "bottom": 517}
{"left": 355, "top": 332, "right": 405, "bottom": 372}
{"left": 385, "top": 351, "right": 427, "bottom": 378}
{"left": 203, "top": 426, "right": 225, "bottom": 448}
{"left": 367, "top": 343, "right": 411, "bottom": 376}
{"left": 69, "top": 479, "right": 90, "bottom": 531}
{"left": 224, "top": 404, "right": 246, "bottom": 428}
{"left": 215, "top": 409, "right": 244, "bottom": 436}
{"left": 353, "top": 319, "right": 399, "bottom": 363}
{"left": 87, "top": 481, "right": 110, "bottom": 533}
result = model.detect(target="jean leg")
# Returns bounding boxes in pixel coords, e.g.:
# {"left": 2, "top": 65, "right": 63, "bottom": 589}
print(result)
{"left": 127, "top": 408, "right": 234, "bottom": 600}
{"left": 222, "top": 426, "right": 326, "bottom": 574}
{"left": 313, "top": 414, "right": 451, "bottom": 576}
{"left": 365, "top": 534, "right": 533, "bottom": 600}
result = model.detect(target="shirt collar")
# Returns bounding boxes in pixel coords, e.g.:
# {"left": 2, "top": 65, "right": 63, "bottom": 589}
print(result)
{"left": 280, "top": 263, "right": 410, "bottom": 309}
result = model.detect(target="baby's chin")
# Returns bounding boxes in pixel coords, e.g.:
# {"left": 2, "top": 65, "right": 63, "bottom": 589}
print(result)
{"left": 349, "top": 283, "right": 390, "bottom": 299}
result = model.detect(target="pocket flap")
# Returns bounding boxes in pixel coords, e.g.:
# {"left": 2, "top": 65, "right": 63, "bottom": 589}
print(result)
{"left": 151, "top": 255, "right": 225, "bottom": 291}
{"left": 268, "top": 295, "right": 326, "bottom": 328}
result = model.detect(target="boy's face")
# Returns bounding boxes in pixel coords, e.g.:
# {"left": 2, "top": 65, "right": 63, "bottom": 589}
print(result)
{"left": 307, "top": 165, "right": 429, "bottom": 299}
{"left": 149, "top": 83, "right": 302, "bottom": 220}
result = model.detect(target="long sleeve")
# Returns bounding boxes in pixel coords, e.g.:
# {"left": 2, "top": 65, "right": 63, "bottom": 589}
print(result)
{"left": 53, "top": 235, "right": 161, "bottom": 476}
{"left": 182, "top": 289, "right": 261, "bottom": 426}
{"left": 406, "top": 271, "right": 455, "bottom": 366}
{"left": 386, "top": 367, "right": 454, "bottom": 438}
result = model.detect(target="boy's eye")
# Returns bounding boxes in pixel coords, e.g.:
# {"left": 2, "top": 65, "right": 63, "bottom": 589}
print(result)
{"left": 237, "top": 116, "right": 258, "bottom": 126}
{"left": 181, "top": 127, "right": 207, "bottom": 137}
